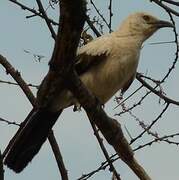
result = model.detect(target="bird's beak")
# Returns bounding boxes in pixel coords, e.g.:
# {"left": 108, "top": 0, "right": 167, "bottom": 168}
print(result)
{"left": 152, "top": 20, "right": 174, "bottom": 29}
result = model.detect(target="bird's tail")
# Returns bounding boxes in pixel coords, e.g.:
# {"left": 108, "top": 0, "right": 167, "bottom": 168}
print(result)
{"left": 4, "top": 108, "right": 62, "bottom": 173}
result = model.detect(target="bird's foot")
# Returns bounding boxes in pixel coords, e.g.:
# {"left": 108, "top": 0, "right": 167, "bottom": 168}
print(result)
{"left": 95, "top": 97, "right": 105, "bottom": 108}
{"left": 73, "top": 104, "right": 82, "bottom": 112}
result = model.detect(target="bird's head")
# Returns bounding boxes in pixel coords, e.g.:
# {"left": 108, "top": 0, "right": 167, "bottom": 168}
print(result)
{"left": 118, "top": 12, "right": 174, "bottom": 41}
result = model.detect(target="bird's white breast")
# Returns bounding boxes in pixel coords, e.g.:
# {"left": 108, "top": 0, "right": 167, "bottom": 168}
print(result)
{"left": 80, "top": 46, "right": 140, "bottom": 103}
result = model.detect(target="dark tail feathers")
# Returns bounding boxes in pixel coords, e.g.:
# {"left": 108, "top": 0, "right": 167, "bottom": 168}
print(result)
{"left": 4, "top": 108, "right": 62, "bottom": 173}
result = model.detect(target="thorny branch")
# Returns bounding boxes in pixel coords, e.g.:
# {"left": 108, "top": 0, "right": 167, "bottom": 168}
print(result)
{"left": 0, "top": 79, "right": 38, "bottom": 89}
{"left": 1, "top": 0, "right": 179, "bottom": 179}
{"left": 133, "top": 133, "right": 179, "bottom": 151}
{"left": 108, "top": 0, "right": 113, "bottom": 32}
{"left": 78, "top": 131, "right": 179, "bottom": 180}
{"left": 89, "top": 122, "right": 121, "bottom": 180}
{"left": 150, "top": 0, "right": 179, "bottom": 16}
{"left": 1, "top": 2, "right": 68, "bottom": 178}
{"left": 119, "top": 10, "right": 179, "bottom": 145}
{"left": 78, "top": 155, "right": 119, "bottom": 180}
{"left": 48, "top": 131, "right": 68, "bottom": 180}
{"left": 3, "top": 1, "right": 119, "bottom": 179}
{"left": 115, "top": 11, "right": 178, "bottom": 116}
{"left": 104, "top": 86, "right": 176, "bottom": 178}
{"left": 0, "top": 55, "right": 36, "bottom": 105}
{"left": 77, "top": 2, "right": 179, "bottom": 179}
{"left": 136, "top": 73, "right": 179, "bottom": 106}
{"left": 41, "top": 0, "right": 151, "bottom": 179}
{"left": 2, "top": 1, "right": 118, "bottom": 179}
{"left": 36, "top": 0, "right": 57, "bottom": 40}
{"left": 0, "top": 118, "right": 20, "bottom": 126}
{"left": 161, "top": 12, "right": 179, "bottom": 82}
{"left": 0, "top": 151, "right": 4, "bottom": 180}
{"left": 0, "top": 54, "right": 68, "bottom": 180}
{"left": 89, "top": 0, "right": 112, "bottom": 31}
{"left": 127, "top": 103, "right": 170, "bottom": 144}
{"left": 161, "top": 0, "right": 179, "bottom": 6}
{"left": 8, "top": 0, "right": 59, "bottom": 25}
{"left": 86, "top": 17, "right": 101, "bottom": 37}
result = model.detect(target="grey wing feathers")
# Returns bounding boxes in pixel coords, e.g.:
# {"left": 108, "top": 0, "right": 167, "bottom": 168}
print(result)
{"left": 75, "top": 53, "right": 107, "bottom": 75}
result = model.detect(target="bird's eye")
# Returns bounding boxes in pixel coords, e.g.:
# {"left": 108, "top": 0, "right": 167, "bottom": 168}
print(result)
{"left": 143, "top": 15, "right": 150, "bottom": 22}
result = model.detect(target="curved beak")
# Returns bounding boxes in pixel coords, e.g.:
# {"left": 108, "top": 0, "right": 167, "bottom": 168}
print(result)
{"left": 152, "top": 20, "right": 174, "bottom": 29}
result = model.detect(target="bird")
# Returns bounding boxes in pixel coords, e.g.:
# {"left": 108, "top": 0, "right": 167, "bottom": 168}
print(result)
{"left": 4, "top": 12, "right": 173, "bottom": 173}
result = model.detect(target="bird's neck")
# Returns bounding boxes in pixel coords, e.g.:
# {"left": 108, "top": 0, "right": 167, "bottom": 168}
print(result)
{"left": 112, "top": 30, "right": 144, "bottom": 50}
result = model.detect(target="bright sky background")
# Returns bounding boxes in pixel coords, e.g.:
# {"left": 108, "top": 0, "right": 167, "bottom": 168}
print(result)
{"left": 0, "top": 0, "right": 179, "bottom": 180}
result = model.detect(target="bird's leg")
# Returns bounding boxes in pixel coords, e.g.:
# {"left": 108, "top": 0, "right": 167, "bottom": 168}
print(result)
{"left": 101, "top": 103, "right": 105, "bottom": 108}
{"left": 114, "top": 91, "right": 124, "bottom": 104}
{"left": 73, "top": 97, "right": 104, "bottom": 112}
{"left": 73, "top": 104, "right": 82, "bottom": 112}
{"left": 95, "top": 97, "right": 105, "bottom": 108}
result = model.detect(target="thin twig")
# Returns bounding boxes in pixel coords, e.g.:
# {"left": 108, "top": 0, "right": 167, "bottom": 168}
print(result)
{"left": 90, "top": 0, "right": 111, "bottom": 29}
{"left": 150, "top": 0, "right": 179, "bottom": 16}
{"left": 136, "top": 74, "right": 179, "bottom": 106}
{"left": 0, "top": 118, "right": 20, "bottom": 126}
{"left": 117, "top": 14, "right": 178, "bottom": 115}
{"left": 0, "top": 54, "right": 68, "bottom": 179}
{"left": 134, "top": 132, "right": 179, "bottom": 151}
{"left": 9, "top": 0, "right": 58, "bottom": 25}
{"left": 108, "top": 0, "right": 113, "bottom": 32}
{"left": 162, "top": 0, "right": 179, "bottom": 6}
{"left": 48, "top": 1, "right": 152, "bottom": 178}
{"left": 0, "top": 151, "right": 4, "bottom": 180}
{"left": 81, "top": 130, "right": 179, "bottom": 180}
{"left": 78, "top": 155, "right": 119, "bottom": 180}
{"left": 160, "top": 12, "right": 179, "bottom": 83}
{"left": 36, "top": 0, "right": 57, "bottom": 40}
{"left": 114, "top": 85, "right": 144, "bottom": 110}
{"left": 86, "top": 16, "right": 101, "bottom": 37}
{"left": 90, "top": 122, "right": 121, "bottom": 180}
{"left": 48, "top": 131, "right": 68, "bottom": 180}
{"left": 0, "top": 79, "right": 38, "bottom": 89}
{"left": 0, "top": 54, "right": 36, "bottom": 105}
{"left": 130, "top": 103, "right": 170, "bottom": 144}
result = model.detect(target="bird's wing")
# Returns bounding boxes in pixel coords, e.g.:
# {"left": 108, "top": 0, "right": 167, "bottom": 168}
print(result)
{"left": 75, "top": 34, "right": 135, "bottom": 94}
{"left": 75, "top": 35, "right": 113, "bottom": 75}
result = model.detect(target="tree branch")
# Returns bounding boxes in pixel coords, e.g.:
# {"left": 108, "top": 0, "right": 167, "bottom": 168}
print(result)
{"left": 48, "top": 131, "right": 68, "bottom": 180}
{"left": 86, "top": 16, "right": 101, "bottom": 37}
{"left": 162, "top": 0, "right": 179, "bottom": 6}
{"left": 0, "top": 79, "right": 38, "bottom": 89}
{"left": 136, "top": 73, "right": 179, "bottom": 106}
{"left": 9, "top": 0, "right": 58, "bottom": 25}
{"left": 0, "top": 55, "right": 36, "bottom": 106}
{"left": 45, "top": 0, "right": 151, "bottom": 179}
{"left": 0, "top": 151, "right": 4, "bottom": 180}
{"left": 130, "top": 103, "right": 169, "bottom": 144}
{"left": 150, "top": 0, "right": 179, "bottom": 16}
{"left": 0, "top": 54, "right": 68, "bottom": 180}
{"left": 36, "top": 0, "right": 57, "bottom": 40}
{"left": 0, "top": 117, "right": 20, "bottom": 126}
{"left": 90, "top": 122, "right": 121, "bottom": 180}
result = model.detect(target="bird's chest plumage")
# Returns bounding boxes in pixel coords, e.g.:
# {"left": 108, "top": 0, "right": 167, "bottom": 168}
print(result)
{"left": 80, "top": 49, "right": 139, "bottom": 103}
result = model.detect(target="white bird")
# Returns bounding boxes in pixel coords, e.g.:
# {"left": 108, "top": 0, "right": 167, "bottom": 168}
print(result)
{"left": 4, "top": 12, "right": 173, "bottom": 173}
